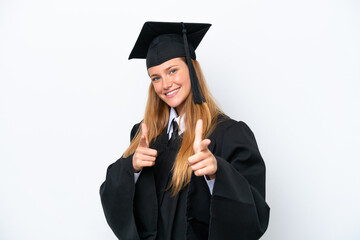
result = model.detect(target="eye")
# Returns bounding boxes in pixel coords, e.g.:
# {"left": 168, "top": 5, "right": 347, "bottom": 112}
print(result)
{"left": 169, "top": 69, "right": 177, "bottom": 74}
{"left": 151, "top": 76, "right": 160, "bottom": 81}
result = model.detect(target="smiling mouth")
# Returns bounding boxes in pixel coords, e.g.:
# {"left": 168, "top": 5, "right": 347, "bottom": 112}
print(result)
{"left": 165, "top": 88, "right": 180, "bottom": 96}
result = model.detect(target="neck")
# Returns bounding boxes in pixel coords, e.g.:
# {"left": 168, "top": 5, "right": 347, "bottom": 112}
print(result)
{"left": 175, "top": 105, "right": 184, "bottom": 117}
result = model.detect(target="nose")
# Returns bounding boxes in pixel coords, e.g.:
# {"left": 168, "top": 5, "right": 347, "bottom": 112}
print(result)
{"left": 163, "top": 76, "right": 173, "bottom": 89}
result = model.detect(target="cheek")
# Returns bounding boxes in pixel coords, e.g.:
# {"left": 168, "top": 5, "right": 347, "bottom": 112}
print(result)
{"left": 152, "top": 82, "right": 162, "bottom": 96}
{"left": 175, "top": 73, "right": 189, "bottom": 87}
{"left": 181, "top": 76, "right": 191, "bottom": 93}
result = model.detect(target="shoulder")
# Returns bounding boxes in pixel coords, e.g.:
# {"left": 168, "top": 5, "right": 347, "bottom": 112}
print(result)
{"left": 214, "top": 114, "right": 253, "bottom": 133}
{"left": 209, "top": 116, "right": 262, "bottom": 162}
{"left": 211, "top": 115, "right": 257, "bottom": 143}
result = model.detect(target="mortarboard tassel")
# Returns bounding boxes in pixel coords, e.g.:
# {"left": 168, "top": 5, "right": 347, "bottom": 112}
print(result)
{"left": 181, "top": 22, "right": 206, "bottom": 104}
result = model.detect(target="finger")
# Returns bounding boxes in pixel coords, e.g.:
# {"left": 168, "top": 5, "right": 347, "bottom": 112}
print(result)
{"left": 198, "top": 139, "right": 211, "bottom": 152}
{"left": 194, "top": 119, "right": 203, "bottom": 143}
{"left": 139, "top": 135, "right": 148, "bottom": 148}
{"left": 136, "top": 154, "right": 156, "bottom": 162}
{"left": 139, "top": 160, "right": 155, "bottom": 168}
{"left": 194, "top": 165, "right": 217, "bottom": 177}
{"left": 190, "top": 158, "right": 208, "bottom": 171}
{"left": 188, "top": 152, "right": 207, "bottom": 165}
{"left": 141, "top": 123, "right": 149, "bottom": 146}
{"left": 194, "top": 119, "right": 203, "bottom": 153}
{"left": 137, "top": 147, "right": 158, "bottom": 157}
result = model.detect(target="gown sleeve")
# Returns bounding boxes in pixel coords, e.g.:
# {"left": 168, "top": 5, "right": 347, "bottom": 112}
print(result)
{"left": 99, "top": 123, "right": 141, "bottom": 240}
{"left": 208, "top": 120, "right": 270, "bottom": 240}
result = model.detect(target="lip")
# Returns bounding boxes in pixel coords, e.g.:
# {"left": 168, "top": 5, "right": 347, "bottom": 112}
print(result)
{"left": 164, "top": 88, "right": 180, "bottom": 98}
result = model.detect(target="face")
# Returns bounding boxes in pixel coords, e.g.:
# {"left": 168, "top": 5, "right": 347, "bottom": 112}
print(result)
{"left": 148, "top": 57, "right": 191, "bottom": 116}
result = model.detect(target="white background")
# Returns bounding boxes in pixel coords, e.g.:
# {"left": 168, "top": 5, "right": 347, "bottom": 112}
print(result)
{"left": 1, "top": 0, "right": 359, "bottom": 239}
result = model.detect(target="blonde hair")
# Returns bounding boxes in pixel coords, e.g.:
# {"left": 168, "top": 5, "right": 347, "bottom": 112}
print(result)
{"left": 123, "top": 59, "right": 223, "bottom": 195}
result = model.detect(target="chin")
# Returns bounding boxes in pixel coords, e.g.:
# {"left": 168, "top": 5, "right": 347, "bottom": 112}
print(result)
{"left": 162, "top": 98, "right": 177, "bottom": 107}
{"left": 166, "top": 103, "right": 179, "bottom": 109}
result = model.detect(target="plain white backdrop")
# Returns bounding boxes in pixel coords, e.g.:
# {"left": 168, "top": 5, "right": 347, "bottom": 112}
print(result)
{"left": 1, "top": 0, "right": 359, "bottom": 239}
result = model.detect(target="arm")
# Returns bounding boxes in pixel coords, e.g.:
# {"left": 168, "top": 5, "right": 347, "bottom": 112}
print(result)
{"left": 99, "top": 124, "right": 141, "bottom": 240}
{"left": 208, "top": 121, "right": 270, "bottom": 240}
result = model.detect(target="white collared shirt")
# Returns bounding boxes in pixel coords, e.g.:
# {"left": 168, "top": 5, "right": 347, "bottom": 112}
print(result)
{"left": 167, "top": 107, "right": 185, "bottom": 139}
{"left": 134, "top": 107, "right": 215, "bottom": 194}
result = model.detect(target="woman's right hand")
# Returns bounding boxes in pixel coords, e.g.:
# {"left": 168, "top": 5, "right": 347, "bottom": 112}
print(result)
{"left": 132, "top": 123, "right": 157, "bottom": 172}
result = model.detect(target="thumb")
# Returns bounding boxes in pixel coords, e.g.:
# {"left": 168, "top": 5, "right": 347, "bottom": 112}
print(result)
{"left": 139, "top": 123, "right": 149, "bottom": 147}
{"left": 194, "top": 119, "right": 203, "bottom": 153}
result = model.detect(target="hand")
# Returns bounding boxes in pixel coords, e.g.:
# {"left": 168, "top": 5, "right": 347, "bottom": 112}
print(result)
{"left": 188, "top": 119, "right": 217, "bottom": 180}
{"left": 132, "top": 123, "right": 157, "bottom": 172}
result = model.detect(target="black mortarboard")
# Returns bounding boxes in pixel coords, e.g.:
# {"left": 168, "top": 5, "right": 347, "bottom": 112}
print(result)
{"left": 129, "top": 21, "right": 211, "bottom": 104}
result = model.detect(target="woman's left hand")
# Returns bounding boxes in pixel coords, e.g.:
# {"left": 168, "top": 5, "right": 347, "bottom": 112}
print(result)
{"left": 188, "top": 119, "right": 217, "bottom": 180}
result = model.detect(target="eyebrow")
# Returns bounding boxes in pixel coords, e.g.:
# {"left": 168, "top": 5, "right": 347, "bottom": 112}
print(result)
{"left": 149, "top": 64, "right": 179, "bottom": 78}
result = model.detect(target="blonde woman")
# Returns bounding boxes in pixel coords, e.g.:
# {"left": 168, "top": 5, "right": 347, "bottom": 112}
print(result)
{"left": 100, "top": 21, "right": 270, "bottom": 240}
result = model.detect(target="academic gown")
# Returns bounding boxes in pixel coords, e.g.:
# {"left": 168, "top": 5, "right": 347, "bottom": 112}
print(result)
{"left": 100, "top": 116, "right": 270, "bottom": 240}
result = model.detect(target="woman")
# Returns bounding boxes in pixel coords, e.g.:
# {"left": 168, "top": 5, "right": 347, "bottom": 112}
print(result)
{"left": 100, "top": 21, "right": 270, "bottom": 240}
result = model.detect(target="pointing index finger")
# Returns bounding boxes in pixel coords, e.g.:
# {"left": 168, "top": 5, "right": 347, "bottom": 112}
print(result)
{"left": 194, "top": 119, "right": 203, "bottom": 144}
{"left": 139, "top": 123, "right": 149, "bottom": 147}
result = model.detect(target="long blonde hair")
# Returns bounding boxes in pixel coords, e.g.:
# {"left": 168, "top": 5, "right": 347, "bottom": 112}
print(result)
{"left": 123, "top": 59, "right": 223, "bottom": 195}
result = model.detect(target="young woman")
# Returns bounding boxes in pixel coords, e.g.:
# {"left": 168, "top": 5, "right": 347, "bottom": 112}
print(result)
{"left": 100, "top": 21, "right": 270, "bottom": 240}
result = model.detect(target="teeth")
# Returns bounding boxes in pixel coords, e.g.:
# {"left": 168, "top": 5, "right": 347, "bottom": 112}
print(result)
{"left": 165, "top": 89, "right": 179, "bottom": 96}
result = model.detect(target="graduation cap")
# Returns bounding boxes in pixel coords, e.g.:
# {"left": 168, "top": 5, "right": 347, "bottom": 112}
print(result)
{"left": 129, "top": 21, "right": 212, "bottom": 104}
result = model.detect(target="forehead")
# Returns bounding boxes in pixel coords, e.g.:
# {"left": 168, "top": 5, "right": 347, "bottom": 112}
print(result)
{"left": 148, "top": 57, "right": 186, "bottom": 74}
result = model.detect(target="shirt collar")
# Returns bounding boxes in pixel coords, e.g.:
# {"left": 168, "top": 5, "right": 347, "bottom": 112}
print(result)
{"left": 167, "top": 107, "right": 185, "bottom": 135}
